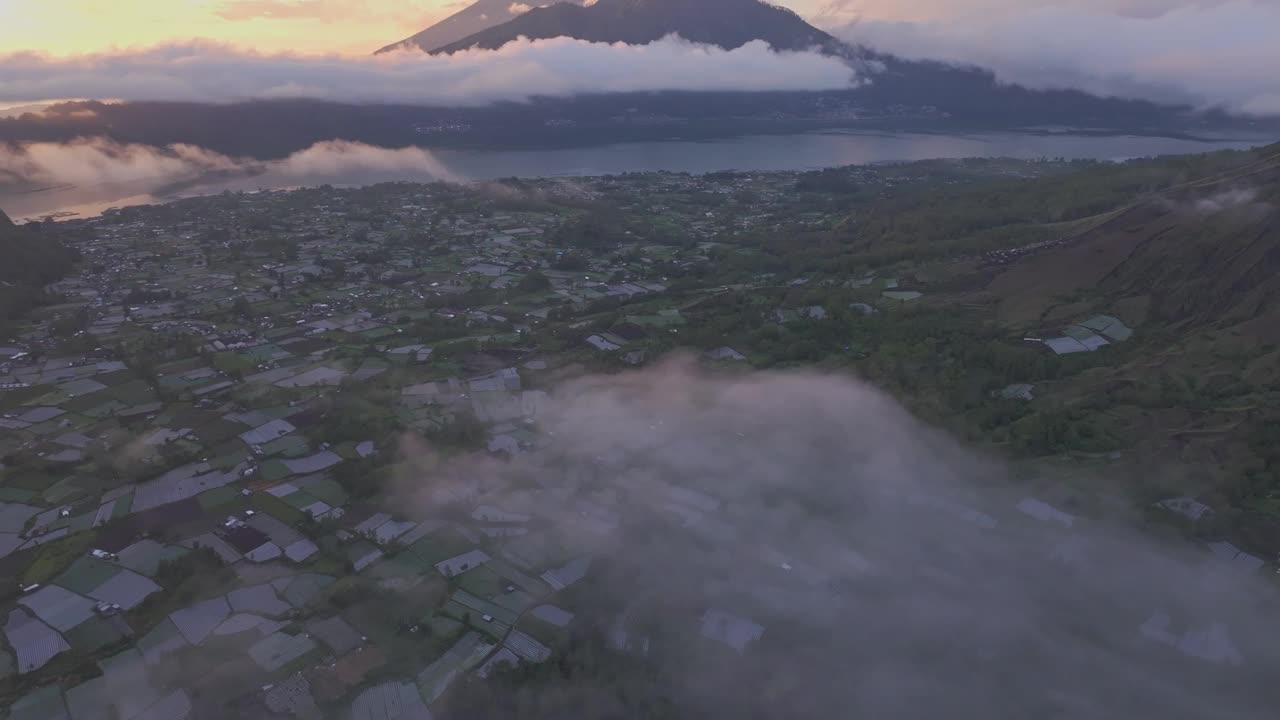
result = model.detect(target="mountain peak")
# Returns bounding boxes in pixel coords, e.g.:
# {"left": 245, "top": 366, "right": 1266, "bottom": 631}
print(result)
{"left": 376, "top": 0, "right": 588, "bottom": 55}
{"left": 387, "top": 0, "right": 843, "bottom": 56}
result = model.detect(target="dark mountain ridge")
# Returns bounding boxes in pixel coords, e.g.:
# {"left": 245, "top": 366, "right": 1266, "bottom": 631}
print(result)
{"left": 3, "top": 88, "right": 1254, "bottom": 164}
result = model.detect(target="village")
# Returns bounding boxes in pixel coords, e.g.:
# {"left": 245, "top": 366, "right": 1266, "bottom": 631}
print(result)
{"left": 0, "top": 166, "right": 1273, "bottom": 720}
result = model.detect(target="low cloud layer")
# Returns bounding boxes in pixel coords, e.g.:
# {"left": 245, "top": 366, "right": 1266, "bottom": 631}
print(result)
{"left": 379, "top": 357, "right": 1279, "bottom": 718}
{"left": 0, "top": 138, "right": 458, "bottom": 189}
{"left": 0, "top": 37, "right": 856, "bottom": 106}
{"left": 834, "top": 0, "right": 1280, "bottom": 114}
{"left": 0, "top": 139, "right": 460, "bottom": 219}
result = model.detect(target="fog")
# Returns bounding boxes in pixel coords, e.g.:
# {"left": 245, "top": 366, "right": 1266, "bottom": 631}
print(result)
{"left": 0, "top": 37, "right": 856, "bottom": 106}
{"left": 381, "top": 357, "right": 1280, "bottom": 718}
{"left": 832, "top": 0, "right": 1280, "bottom": 114}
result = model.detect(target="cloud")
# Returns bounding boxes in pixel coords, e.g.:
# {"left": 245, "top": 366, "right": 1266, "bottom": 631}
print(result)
{"left": 1193, "top": 187, "right": 1263, "bottom": 213}
{"left": 831, "top": 0, "right": 1280, "bottom": 114}
{"left": 374, "top": 356, "right": 1279, "bottom": 718}
{"left": 0, "top": 138, "right": 461, "bottom": 218}
{"left": 0, "top": 37, "right": 858, "bottom": 106}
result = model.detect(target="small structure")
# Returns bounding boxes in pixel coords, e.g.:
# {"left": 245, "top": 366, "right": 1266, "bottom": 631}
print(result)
{"left": 585, "top": 335, "right": 622, "bottom": 352}
{"left": 706, "top": 347, "right": 746, "bottom": 362}
{"left": 1044, "top": 335, "right": 1108, "bottom": 355}
{"left": 436, "top": 549, "right": 491, "bottom": 578}
{"left": 1077, "top": 315, "right": 1133, "bottom": 342}
{"left": 1206, "top": 541, "right": 1264, "bottom": 574}
{"left": 1158, "top": 497, "right": 1213, "bottom": 522}
{"left": 699, "top": 609, "right": 764, "bottom": 654}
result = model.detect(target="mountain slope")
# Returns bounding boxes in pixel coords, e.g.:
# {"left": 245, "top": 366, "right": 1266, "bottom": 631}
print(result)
{"left": 987, "top": 145, "right": 1280, "bottom": 335}
{"left": 425, "top": 0, "right": 843, "bottom": 55}
{"left": 967, "top": 145, "right": 1280, "bottom": 537}
{"left": 376, "top": 0, "right": 587, "bottom": 55}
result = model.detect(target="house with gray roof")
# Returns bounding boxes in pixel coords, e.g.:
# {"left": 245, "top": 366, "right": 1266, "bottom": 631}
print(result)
{"left": 238, "top": 418, "right": 296, "bottom": 446}
{"left": 706, "top": 346, "right": 746, "bottom": 361}
{"left": 1207, "top": 541, "right": 1264, "bottom": 574}
{"left": 585, "top": 335, "right": 621, "bottom": 351}
{"left": 436, "top": 549, "right": 491, "bottom": 577}
{"left": 1078, "top": 315, "right": 1133, "bottom": 342}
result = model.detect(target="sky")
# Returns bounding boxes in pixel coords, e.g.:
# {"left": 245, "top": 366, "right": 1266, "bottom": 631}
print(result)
{"left": 0, "top": 0, "right": 1277, "bottom": 113}
{"left": 0, "top": 0, "right": 838, "bottom": 56}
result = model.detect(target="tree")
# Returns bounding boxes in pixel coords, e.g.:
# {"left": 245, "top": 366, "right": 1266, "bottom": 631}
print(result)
{"left": 518, "top": 271, "right": 552, "bottom": 292}
{"left": 555, "top": 253, "right": 590, "bottom": 272}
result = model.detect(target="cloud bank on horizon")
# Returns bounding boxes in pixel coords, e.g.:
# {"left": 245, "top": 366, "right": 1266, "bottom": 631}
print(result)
{"left": 0, "top": 138, "right": 460, "bottom": 189}
{"left": 0, "top": 138, "right": 464, "bottom": 220}
{"left": 0, "top": 37, "right": 857, "bottom": 106}
{"left": 832, "top": 0, "right": 1280, "bottom": 114}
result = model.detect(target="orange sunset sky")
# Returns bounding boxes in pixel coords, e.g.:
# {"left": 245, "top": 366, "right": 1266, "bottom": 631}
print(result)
{"left": 0, "top": 0, "right": 914, "bottom": 57}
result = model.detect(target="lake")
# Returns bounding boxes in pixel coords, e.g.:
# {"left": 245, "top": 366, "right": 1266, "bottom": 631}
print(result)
{"left": 2, "top": 129, "right": 1269, "bottom": 222}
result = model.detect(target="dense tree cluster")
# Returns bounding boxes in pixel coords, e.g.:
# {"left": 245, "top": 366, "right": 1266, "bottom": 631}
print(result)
{"left": 0, "top": 210, "right": 79, "bottom": 332}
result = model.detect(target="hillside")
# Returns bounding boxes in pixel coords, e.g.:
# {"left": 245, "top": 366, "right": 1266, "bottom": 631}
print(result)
{"left": 426, "top": 0, "right": 843, "bottom": 55}
{"left": 986, "top": 147, "right": 1280, "bottom": 335}
{"left": 691, "top": 144, "right": 1280, "bottom": 545}
{"left": 375, "top": 0, "right": 587, "bottom": 55}
{"left": 958, "top": 145, "right": 1280, "bottom": 541}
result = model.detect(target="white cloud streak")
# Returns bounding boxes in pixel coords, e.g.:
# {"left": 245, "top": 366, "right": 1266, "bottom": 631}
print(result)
{"left": 0, "top": 139, "right": 462, "bottom": 219}
{"left": 833, "top": 0, "right": 1280, "bottom": 114}
{"left": 0, "top": 37, "right": 857, "bottom": 106}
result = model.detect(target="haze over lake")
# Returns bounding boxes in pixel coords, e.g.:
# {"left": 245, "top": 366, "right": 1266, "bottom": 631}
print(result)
{"left": 3, "top": 130, "right": 1267, "bottom": 221}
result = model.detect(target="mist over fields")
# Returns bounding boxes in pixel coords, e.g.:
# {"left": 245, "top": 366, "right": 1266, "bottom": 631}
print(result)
{"left": 393, "top": 358, "right": 1280, "bottom": 718}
